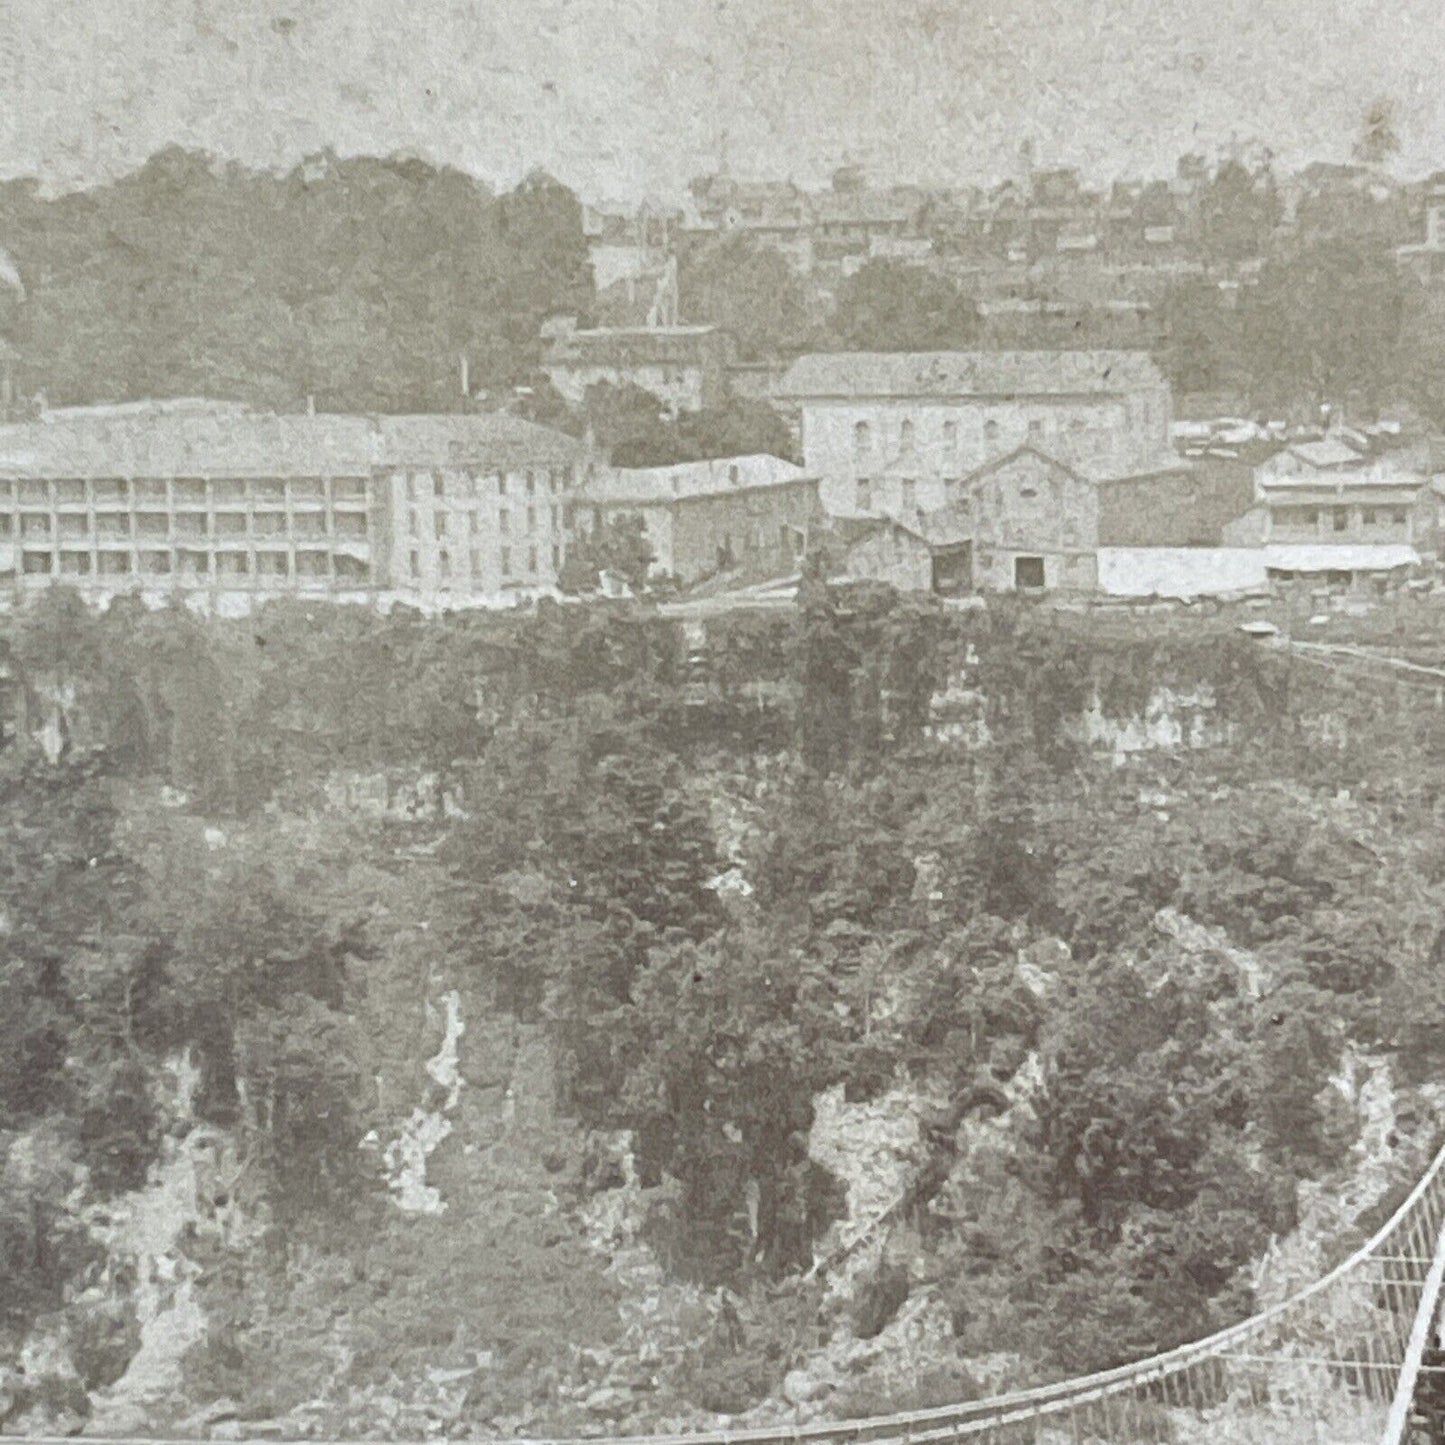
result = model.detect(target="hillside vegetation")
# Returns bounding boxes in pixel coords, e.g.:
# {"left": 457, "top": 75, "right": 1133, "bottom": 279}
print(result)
{"left": 3, "top": 587, "right": 1445, "bottom": 1433}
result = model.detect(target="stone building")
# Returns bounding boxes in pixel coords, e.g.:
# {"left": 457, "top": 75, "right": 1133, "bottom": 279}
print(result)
{"left": 541, "top": 320, "right": 734, "bottom": 414}
{"left": 378, "top": 413, "right": 584, "bottom": 605}
{"left": 779, "top": 349, "right": 1175, "bottom": 522}
{"left": 576, "top": 453, "right": 821, "bottom": 584}
{"left": 836, "top": 510, "right": 972, "bottom": 594}
{"left": 833, "top": 445, "right": 1104, "bottom": 594}
{"left": 963, "top": 447, "right": 1102, "bottom": 591}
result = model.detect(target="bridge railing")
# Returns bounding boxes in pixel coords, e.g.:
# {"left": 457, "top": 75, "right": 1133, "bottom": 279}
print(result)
{"left": 30, "top": 1139, "right": 1445, "bottom": 1445}
{"left": 19, "top": 1001, "right": 1445, "bottom": 1439}
{"left": 563, "top": 1133, "right": 1445, "bottom": 1445}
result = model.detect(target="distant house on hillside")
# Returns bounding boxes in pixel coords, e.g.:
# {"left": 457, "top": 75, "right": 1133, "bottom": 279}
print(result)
{"left": 541, "top": 318, "right": 734, "bottom": 414}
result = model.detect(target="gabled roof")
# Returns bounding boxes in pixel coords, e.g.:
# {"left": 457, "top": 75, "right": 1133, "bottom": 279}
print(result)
{"left": 779, "top": 350, "right": 1164, "bottom": 400}
{"left": 844, "top": 508, "right": 972, "bottom": 553}
{"left": 579, "top": 453, "right": 808, "bottom": 504}
{"left": 901, "top": 506, "right": 973, "bottom": 548}
{"left": 960, "top": 443, "right": 1091, "bottom": 487}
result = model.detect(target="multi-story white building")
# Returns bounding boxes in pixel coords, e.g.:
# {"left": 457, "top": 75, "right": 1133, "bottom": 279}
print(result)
{"left": 0, "top": 402, "right": 586, "bottom": 609}
{"left": 779, "top": 350, "right": 1176, "bottom": 520}
{"left": 1219, "top": 434, "right": 1429, "bottom": 581}
{"left": 378, "top": 413, "right": 582, "bottom": 604}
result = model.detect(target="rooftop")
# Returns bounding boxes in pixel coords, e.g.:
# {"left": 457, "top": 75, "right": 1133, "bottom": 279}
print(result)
{"left": 580, "top": 453, "right": 808, "bottom": 504}
{"left": 544, "top": 325, "right": 726, "bottom": 366}
{"left": 377, "top": 412, "right": 583, "bottom": 468}
{"left": 779, "top": 350, "right": 1165, "bottom": 400}
{"left": 809, "top": 190, "right": 921, "bottom": 227}
{"left": 0, "top": 406, "right": 582, "bottom": 479}
{"left": 1287, "top": 438, "right": 1369, "bottom": 470}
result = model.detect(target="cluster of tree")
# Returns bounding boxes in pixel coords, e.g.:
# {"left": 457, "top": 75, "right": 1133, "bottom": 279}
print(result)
{"left": 1157, "top": 238, "right": 1423, "bottom": 414}
{"left": 679, "top": 241, "right": 981, "bottom": 357}
{"left": 0, "top": 149, "right": 592, "bottom": 412}
{"left": 575, "top": 381, "right": 796, "bottom": 467}
{"left": 428, "top": 586, "right": 1441, "bottom": 1387}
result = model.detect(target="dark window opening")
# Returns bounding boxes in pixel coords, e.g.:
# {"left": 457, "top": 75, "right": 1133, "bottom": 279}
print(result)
{"left": 1014, "top": 555, "right": 1046, "bottom": 589}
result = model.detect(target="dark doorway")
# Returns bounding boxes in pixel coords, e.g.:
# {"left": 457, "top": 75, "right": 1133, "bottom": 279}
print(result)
{"left": 932, "top": 542, "right": 971, "bottom": 595}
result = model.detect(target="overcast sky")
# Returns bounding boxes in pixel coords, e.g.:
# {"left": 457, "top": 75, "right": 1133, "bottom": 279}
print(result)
{"left": 2, "top": 0, "right": 1444, "bottom": 204}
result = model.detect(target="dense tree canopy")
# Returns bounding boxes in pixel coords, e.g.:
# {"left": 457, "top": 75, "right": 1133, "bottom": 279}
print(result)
{"left": 0, "top": 150, "right": 592, "bottom": 412}
{"left": 828, "top": 260, "right": 980, "bottom": 351}
{"left": 679, "top": 235, "right": 819, "bottom": 359}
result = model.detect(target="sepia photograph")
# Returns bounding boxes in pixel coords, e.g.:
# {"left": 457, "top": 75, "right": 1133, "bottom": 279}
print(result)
{"left": 6, "top": 1, "right": 1445, "bottom": 1442}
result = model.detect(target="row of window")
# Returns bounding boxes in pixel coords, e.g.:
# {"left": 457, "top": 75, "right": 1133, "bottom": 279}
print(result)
{"left": 0, "top": 477, "right": 369, "bottom": 505}
{"left": 402, "top": 467, "right": 570, "bottom": 502}
{"left": 404, "top": 543, "right": 561, "bottom": 582}
{"left": 855, "top": 478, "right": 965, "bottom": 511}
{"left": 19, "top": 549, "right": 365, "bottom": 579}
{"left": 1275, "top": 505, "right": 1409, "bottom": 530}
{"left": 3, "top": 512, "right": 367, "bottom": 540}
{"left": 405, "top": 504, "right": 561, "bottom": 541}
{"left": 851, "top": 415, "right": 1093, "bottom": 456}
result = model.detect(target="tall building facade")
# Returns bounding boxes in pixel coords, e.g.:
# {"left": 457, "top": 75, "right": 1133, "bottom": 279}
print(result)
{"left": 0, "top": 403, "right": 586, "bottom": 608}
{"left": 576, "top": 454, "right": 821, "bottom": 583}
{"left": 779, "top": 350, "right": 1176, "bottom": 520}
{"left": 378, "top": 414, "right": 582, "bottom": 604}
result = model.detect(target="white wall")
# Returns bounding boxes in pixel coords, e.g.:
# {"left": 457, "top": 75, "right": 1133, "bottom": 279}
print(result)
{"left": 801, "top": 392, "right": 1168, "bottom": 489}
{"left": 1096, "top": 547, "right": 1269, "bottom": 598}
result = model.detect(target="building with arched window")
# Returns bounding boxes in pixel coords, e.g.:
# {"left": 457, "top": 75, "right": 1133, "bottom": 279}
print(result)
{"left": 781, "top": 350, "right": 1175, "bottom": 519}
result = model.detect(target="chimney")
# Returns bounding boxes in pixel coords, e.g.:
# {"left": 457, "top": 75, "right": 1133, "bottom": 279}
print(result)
{"left": 460, "top": 354, "right": 470, "bottom": 398}
{"left": 306, "top": 394, "right": 316, "bottom": 416}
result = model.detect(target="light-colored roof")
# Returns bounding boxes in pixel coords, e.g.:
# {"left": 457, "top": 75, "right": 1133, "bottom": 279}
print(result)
{"left": 779, "top": 350, "right": 1164, "bottom": 400}
{"left": 1261, "top": 471, "right": 1422, "bottom": 493}
{"left": 1263, "top": 544, "right": 1419, "bottom": 572}
{"left": 580, "top": 453, "right": 808, "bottom": 504}
{"left": 0, "top": 407, "right": 581, "bottom": 479}
{"left": 377, "top": 413, "right": 582, "bottom": 468}
{"left": 1287, "top": 438, "right": 1367, "bottom": 469}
